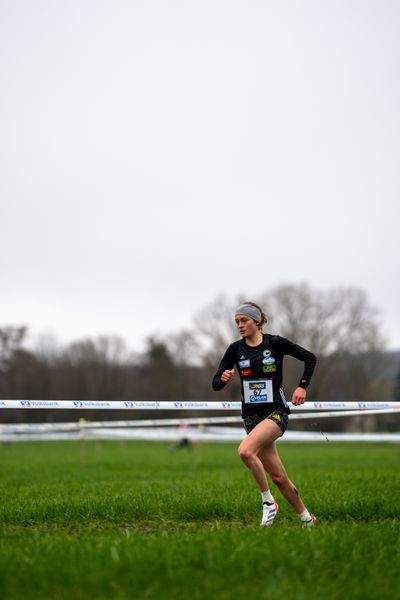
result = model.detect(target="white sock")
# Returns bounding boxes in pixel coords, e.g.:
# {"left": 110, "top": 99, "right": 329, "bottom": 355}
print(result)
{"left": 261, "top": 490, "right": 274, "bottom": 504}
{"left": 299, "top": 509, "right": 312, "bottom": 522}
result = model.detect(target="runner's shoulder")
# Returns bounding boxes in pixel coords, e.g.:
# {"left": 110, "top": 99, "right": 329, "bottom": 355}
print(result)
{"left": 224, "top": 340, "right": 241, "bottom": 357}
{"left": 265, "top": 333, "right": 284, "bottom": 345}
{"left": 265, "top": 333, "right": 292, "bottom": 352}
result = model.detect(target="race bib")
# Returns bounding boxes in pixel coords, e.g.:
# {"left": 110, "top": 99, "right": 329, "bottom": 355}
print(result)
{"left": 243, "top": 379, "right": 273, "bottom": 404}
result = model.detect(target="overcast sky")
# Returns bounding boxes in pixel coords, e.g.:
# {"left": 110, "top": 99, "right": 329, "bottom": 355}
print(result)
{"left": 1, "top": 0, "right": 399, "bottom": 352}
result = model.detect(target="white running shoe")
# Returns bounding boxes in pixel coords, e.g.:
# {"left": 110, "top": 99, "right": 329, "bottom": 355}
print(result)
{"left": 260, "top": 500, "right": 279, "bottom": 527}
{"left": 302, "top": 514, "right": 317, "bottom": 528}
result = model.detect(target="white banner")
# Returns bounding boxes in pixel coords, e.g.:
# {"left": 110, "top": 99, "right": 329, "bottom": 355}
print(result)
{"left": 0, "top": 400, "right": 240, "bottom": 410}
{"left": 0, "top": 400, "right": 399, "bottom": 411}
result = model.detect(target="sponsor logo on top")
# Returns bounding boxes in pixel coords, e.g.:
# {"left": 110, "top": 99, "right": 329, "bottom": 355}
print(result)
{"left": 238, "top": 359, "right": 250, "bottom": 368}
{"left": 263, "top": 349, "right": 271, "bottom": 358}
{"left": 262, "top": 357, "right": 275, "bottom": 365}
{"left": 240, "top": 368, "right": 252, "bottom": 377}
{"left": 250, "top": 382, "right": 265, "bottom": 390}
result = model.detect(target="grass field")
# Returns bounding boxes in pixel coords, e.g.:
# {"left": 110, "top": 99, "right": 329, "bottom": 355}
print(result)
{"left": 0, "top": 440, "right": 399, "bottom": 600}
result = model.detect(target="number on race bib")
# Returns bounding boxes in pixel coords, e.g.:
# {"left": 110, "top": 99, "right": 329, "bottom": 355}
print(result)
{"left": 243, "top": 380, "right": 273, "bottom": 404}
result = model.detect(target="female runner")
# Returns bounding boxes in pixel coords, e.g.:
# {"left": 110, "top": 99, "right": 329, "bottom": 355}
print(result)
{"left": 212, "top": 301, "right": 317, "bottom": 527}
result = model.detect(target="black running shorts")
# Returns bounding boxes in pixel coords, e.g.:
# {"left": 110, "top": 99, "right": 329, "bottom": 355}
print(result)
{"left": 242, "top": 410, "right": 289, "bottom": 435}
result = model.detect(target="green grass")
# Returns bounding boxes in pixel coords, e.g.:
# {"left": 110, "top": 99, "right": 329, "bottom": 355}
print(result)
{"left": 0, "top": 441, "right": 399, "bottom": 599}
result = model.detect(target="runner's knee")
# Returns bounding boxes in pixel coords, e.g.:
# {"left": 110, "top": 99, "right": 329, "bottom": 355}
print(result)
{"left": 238, "top": 444, "right": 254, "bottom": 463}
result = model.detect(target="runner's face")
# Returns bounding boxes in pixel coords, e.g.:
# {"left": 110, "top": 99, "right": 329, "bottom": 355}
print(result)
{"left": 235, "top": 314, "right": 259, "bottom": 338}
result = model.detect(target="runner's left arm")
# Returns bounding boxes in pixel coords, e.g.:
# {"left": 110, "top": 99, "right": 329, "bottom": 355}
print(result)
{"left": 276, "top": 336, "right": 317, "bottom": 390}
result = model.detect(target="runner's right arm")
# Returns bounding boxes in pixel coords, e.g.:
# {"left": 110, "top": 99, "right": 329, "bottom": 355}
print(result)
{"left": 212, "top": 343, "right": 237, "bottom": 391}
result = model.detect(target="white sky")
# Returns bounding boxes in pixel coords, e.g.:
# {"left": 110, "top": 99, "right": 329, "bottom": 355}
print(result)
{"left": 1, "top": 0, "right": 399, "bottom": 352}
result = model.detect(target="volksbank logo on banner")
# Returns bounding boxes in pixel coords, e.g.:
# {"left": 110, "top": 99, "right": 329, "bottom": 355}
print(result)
{"left": 73, "top": 401, "right": 113, "bottom": 408}
{"left": 20, "top": 400, "right": 59, "bottom": 408}
{"left": 314, "top": 402, "right": 347, "bottom": 408}
{"left": 358, "top": 402, "right": 390, "bottom": 409}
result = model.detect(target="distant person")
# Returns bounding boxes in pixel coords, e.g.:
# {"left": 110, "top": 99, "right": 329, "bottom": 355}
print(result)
{"left": 212, "top": 301, "right": 317, "bottom": 527}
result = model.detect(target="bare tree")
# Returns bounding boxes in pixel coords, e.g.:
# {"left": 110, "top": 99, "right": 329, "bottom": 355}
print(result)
{"left": 52, "top": 336, "right": 129, "bottom": 402}
{"left": 0, "top": 326, "right": 27, "bottom": 371}
{"left": 191, "top": 294, "right": 245, "bottom": 367}
{"left": 259, "top": 284, "right": 384, "bottom": 356}
{"left": 164, "top": 329, "right": 202, "bottom": 366}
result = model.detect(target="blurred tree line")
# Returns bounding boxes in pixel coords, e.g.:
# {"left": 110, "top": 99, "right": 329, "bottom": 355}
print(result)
{"left": 1, "top": 284, "right": 399, "bottom": 430}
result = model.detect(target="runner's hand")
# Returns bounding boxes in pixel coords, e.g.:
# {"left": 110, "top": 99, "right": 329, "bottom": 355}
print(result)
{"left": 292, "top": 387, "right": 306, "bottom": 405}
{"left": 221, "top": 369, "right": 235, "bottom": 384}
